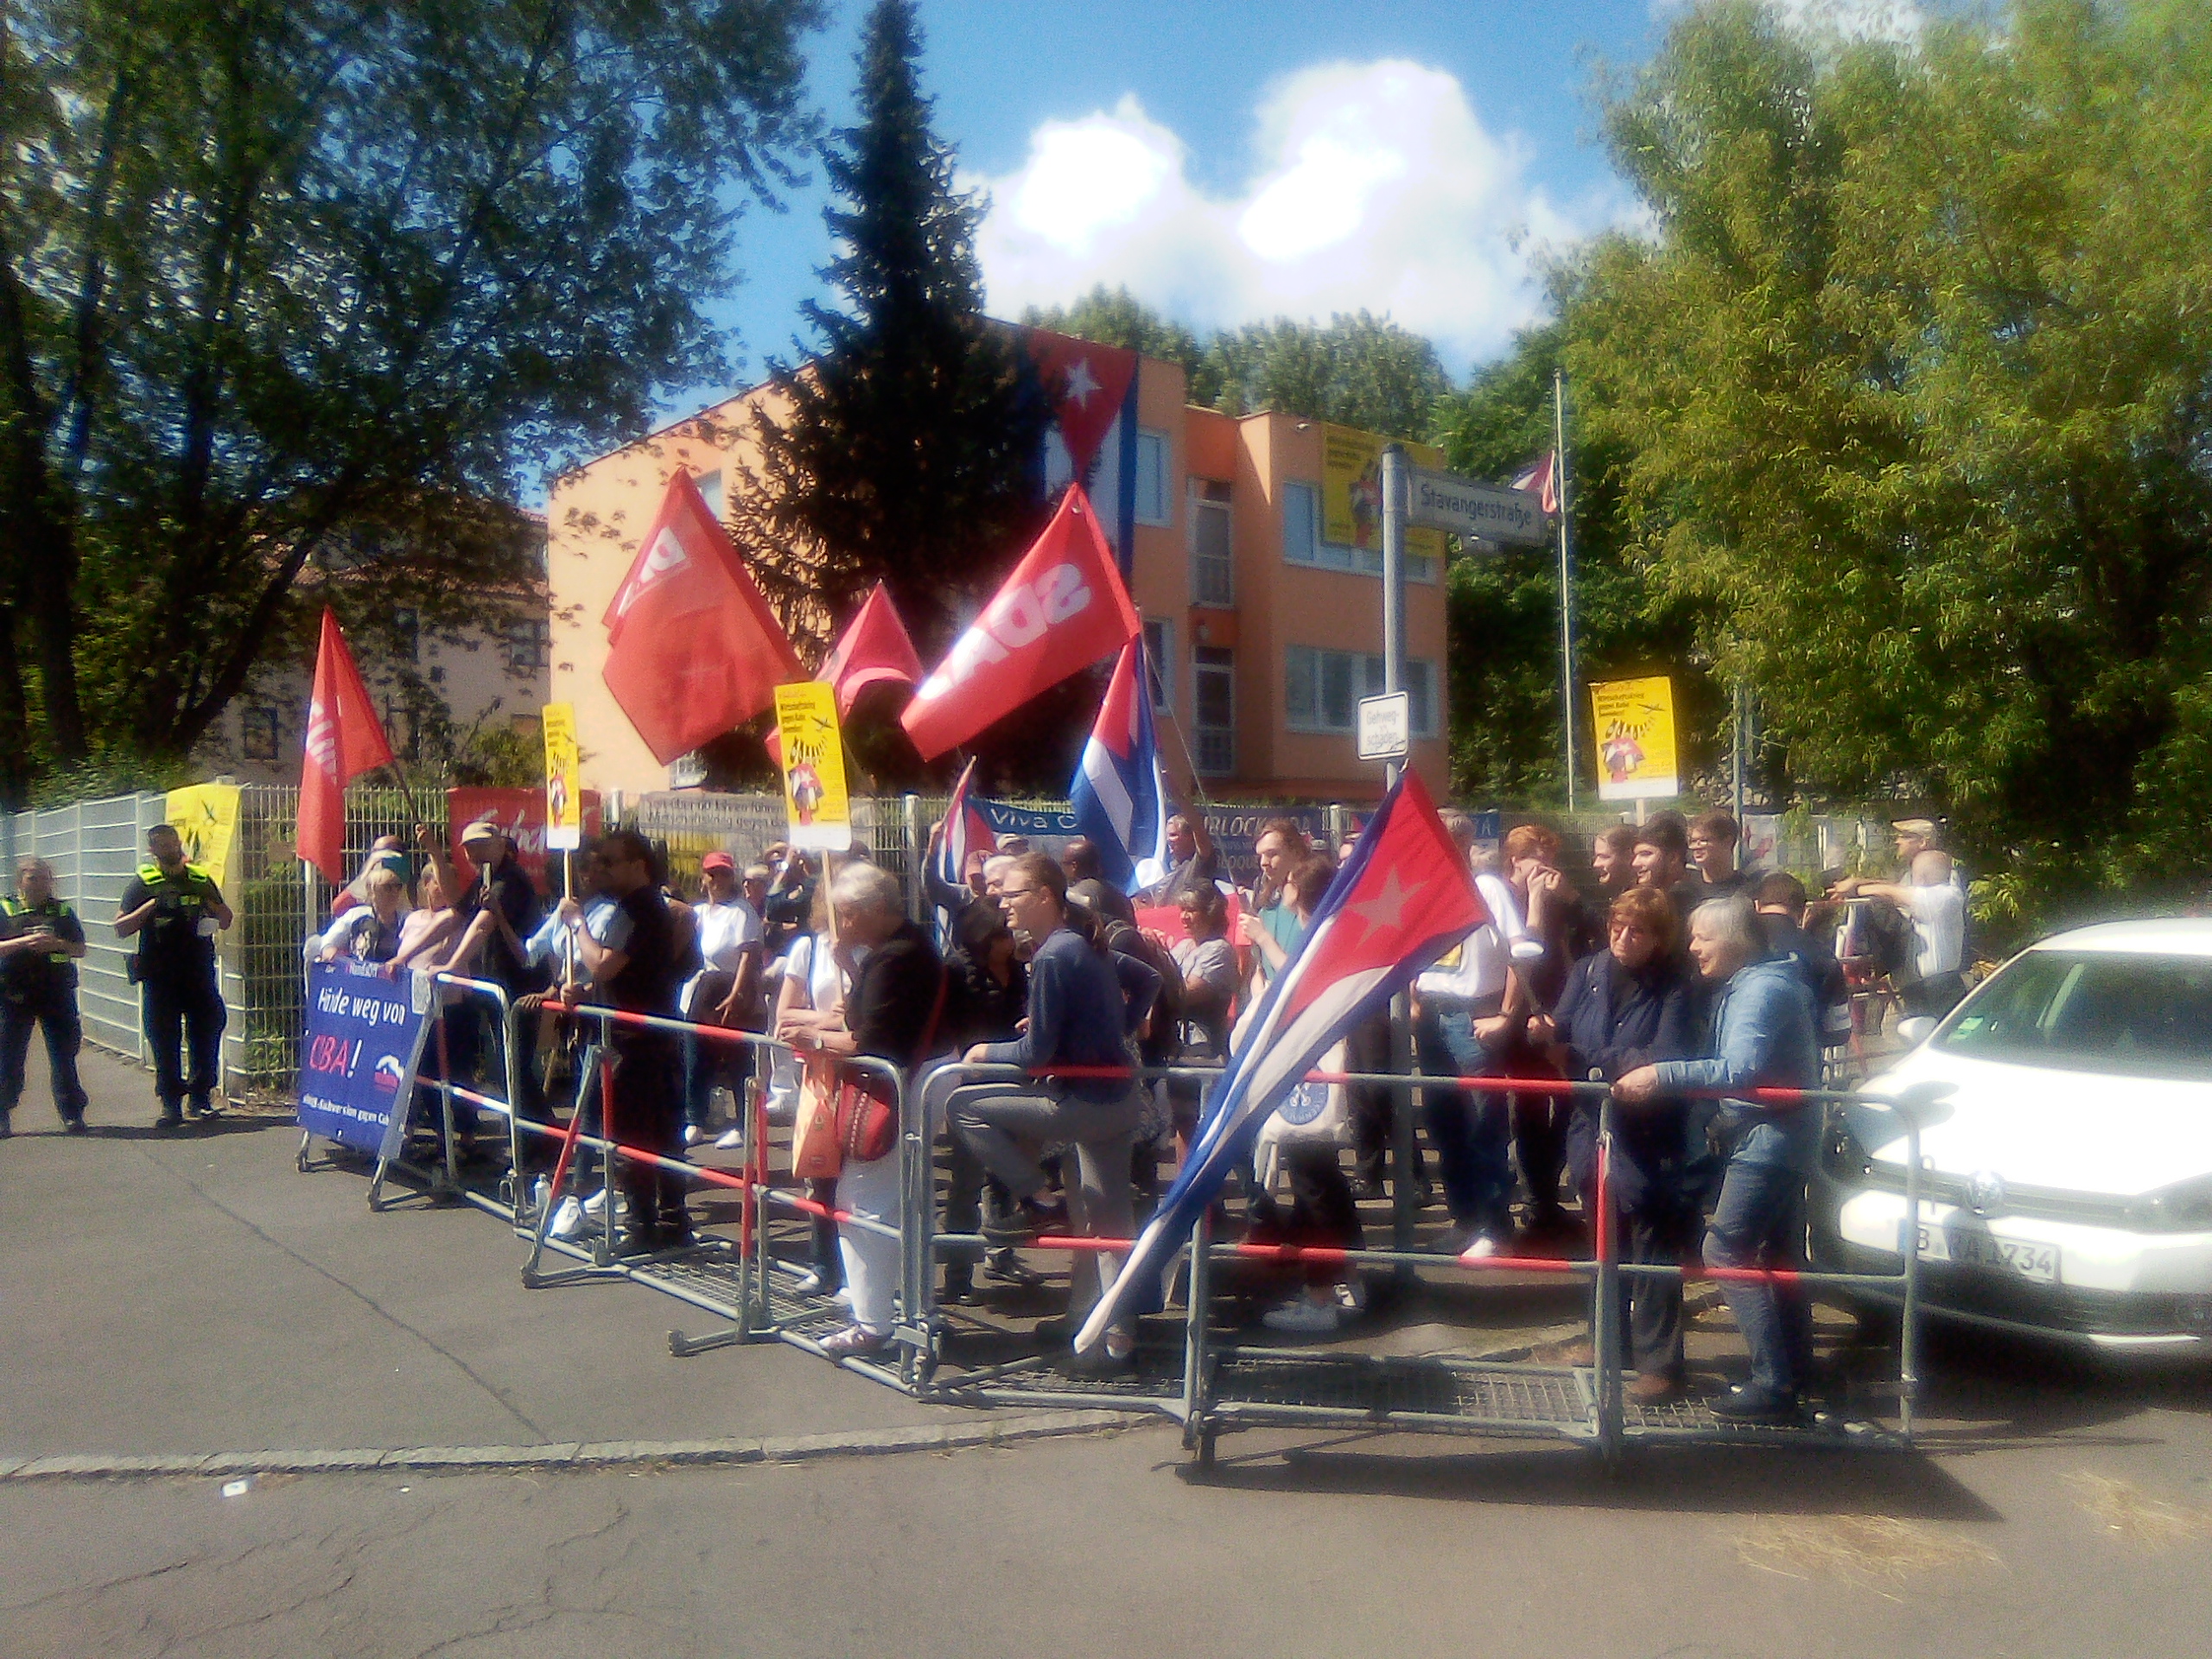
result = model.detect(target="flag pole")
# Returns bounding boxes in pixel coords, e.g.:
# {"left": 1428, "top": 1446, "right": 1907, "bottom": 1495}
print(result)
{"left": 1554, "top": 369, "right": 1579, "bottom": 813}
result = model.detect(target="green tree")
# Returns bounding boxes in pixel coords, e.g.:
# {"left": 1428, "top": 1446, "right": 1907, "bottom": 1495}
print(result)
{"left": 1204, "top": 312, "right": 1451, "bottom": 439}
{"left": 1569, "top": 0, "right": 2212, "bottom": 901}
{"left": 737, "top": 0, "right": 1052, "bottom": 683}
{"left": 0, "top": 0, "right": 818, "bottom": 806}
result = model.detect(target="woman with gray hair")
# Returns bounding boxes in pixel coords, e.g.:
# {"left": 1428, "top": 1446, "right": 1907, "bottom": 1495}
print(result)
{"left": 778, "top": 860, "right": 946, "bottom": 1360}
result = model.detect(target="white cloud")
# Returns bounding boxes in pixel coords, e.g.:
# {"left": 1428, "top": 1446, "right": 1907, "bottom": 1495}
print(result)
{"left": 972, "top": 62, "right": 1626, "bottom": 372}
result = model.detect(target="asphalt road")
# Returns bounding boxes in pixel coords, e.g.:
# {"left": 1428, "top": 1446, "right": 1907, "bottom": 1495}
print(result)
{"left": 3, "top": 1045, "right": 2209, "bottom": 1657}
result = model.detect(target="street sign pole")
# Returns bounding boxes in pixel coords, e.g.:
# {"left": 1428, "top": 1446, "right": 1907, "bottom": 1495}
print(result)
{"left": 1381, "top": 443, "right": 1408, "bottom": 793}
{"left": 1380, "top": 442, "right": 1417, "bottom": 1279}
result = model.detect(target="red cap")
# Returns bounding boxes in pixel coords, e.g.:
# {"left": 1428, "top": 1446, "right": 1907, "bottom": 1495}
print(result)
{"left": 700, "top": 851, "right": 736, "bottom": 874}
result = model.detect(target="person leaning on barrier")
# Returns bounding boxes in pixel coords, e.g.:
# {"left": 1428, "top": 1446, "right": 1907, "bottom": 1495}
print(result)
{"left": 1529, "top": 886, "right": 1700, "bottom": 1402}
{"left": 935, "top": 899, "right": 1029, "bottom": 1307}
{"left": 2, "top": 856, "right": 91, "bottom": 1136}
{"left": 115, "top": 823, "right": 233, "bottom": 1128}
{"left": 679, "top": 851, "right": 762, "bottom": 1148}
{"left": 1614, "top": 895, "right": 1821, "bottom": 1424}
{"left": 315, "top": 867, "right": 408, "bottom": 964}
{"left": 785, "top": 862, "right": 947, "bottom": 1360}
{"left": 561, "top": 830, "right": 690, "bottom": 1254}
{"left": 951, "top": 853, "right": 1158, "bottom": 1375}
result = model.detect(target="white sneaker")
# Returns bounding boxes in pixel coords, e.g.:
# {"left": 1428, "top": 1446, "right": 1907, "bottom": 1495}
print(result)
{"left": 683, "top": 1125, "right": 702, "bottom": 1147}
{"left": 1458, "top": 1232, "right": 1501, "bottom": 1263}
{"left": 714, "top": 1128, "right": 744, "bottom": 1151}
{"left": 548, "top": 1197, "right": 584, "bottom": 1239}
{"left": 1335, "top": 1277, "right": 1368, "bottom": 1315}
{"left": 582, "top": 1187, "right": 608, "bottom": 1219}
{"left": 1262, "top": 1295, "right": 1342, "bottom": 1335}
{"left": 792, "top": 1268, "right": 831, "bottom": 1297}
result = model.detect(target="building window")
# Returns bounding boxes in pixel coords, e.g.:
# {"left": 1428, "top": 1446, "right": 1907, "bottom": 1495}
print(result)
{"left": 694, "top": 469, "right": 724, "bottom": 521}
{"left": 239, "top": 706, "right": 280, "bottom": 762}
{"left": 1284, "top": 480, "right": 1438, "bottom": 583}
{"left": 1134, "top": 429, "right": 1171, "bottom": 527}
{"left": 385, "top": 701, "right": 418, "bottom": 760}
{"left": 1285, "top": 646, "right": 1438, "bottom": 738}
{"left": 1193, "top": 645, "right": 1235, "bottom": 776}
{"left": 1190, "top": 479, "right": 1233, "bottom": 606}
{"left": 1141, "top": 617, "right": 1173, "bottom": 716}
{"left": 507, "top": 619, "right": 550, "bottom": 672}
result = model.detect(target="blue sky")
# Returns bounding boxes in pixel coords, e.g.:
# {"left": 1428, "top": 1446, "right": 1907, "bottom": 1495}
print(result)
{"left": 690, "top": 1, "right": 1925, "bottom": 413}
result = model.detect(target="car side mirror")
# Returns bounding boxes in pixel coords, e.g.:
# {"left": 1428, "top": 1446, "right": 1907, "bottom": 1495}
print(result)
{"left": 1895, "top": 1016, "right": 1936, "bottom": 1047}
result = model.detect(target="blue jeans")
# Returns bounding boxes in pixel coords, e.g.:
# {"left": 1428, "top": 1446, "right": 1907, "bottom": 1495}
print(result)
{"left": 1414, "top": 1005, "right": 1514, "bottom": 1239}
{"left": 1704, "top": 1121, "right": 1816, "bottom": 1396}
{"left": 682, "top": 1028, "right": 752, "bottom": 1128}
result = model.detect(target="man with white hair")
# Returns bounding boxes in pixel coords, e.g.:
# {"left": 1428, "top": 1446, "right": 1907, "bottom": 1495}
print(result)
{"left": 2, "top": 856, "right": 90, "bottom": 1135}
{"left": 1616, "top": 895, "right": 1819, "bottom": 1423}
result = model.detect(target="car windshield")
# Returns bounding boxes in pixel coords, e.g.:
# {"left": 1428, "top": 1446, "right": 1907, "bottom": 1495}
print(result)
{"left": 1937, "top": 951, "right": 2212, "bottom": 1079}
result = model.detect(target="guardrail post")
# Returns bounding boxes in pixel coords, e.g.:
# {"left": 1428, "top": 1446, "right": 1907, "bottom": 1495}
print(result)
{"left": 1390, "top": 1001, "right": 1416, "bottom": 1285}
{"left": 1593, "top": 1085, "right": 1624, "bottom": 1465}
{"left": 1901, "top": 1116, "right": 1923, "bottom": 1446}
{"left": 1182, "top": 1206, "right": 1214, "bottom": 1464}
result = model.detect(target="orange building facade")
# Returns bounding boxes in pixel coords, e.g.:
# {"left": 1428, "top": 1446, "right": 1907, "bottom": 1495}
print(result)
{"left": 546, "top": 353, "right": 1449, "bottom": 801}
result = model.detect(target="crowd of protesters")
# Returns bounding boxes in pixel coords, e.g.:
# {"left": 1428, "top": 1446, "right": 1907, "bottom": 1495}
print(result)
{"left": 0, "top": 804, "right": 1974, "bottom": 1419}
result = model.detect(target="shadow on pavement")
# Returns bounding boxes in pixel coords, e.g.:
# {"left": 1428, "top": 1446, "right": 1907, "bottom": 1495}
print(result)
{"left": 1174, "top": 1433, "right": 2000, "bottom": 1521}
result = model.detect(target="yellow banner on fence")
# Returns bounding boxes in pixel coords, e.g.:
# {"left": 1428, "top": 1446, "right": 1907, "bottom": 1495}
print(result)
{"left": 166, "top": 783, "right": 242, "bottom": 890}
{"left": 541, "top": 702, "right": 582, "bottom": 851}
{"left": 1589, "top": 677, "right": 1680, "bottom": 803}
{"left": 1320, "top": 423, "right": 1446, "bottom": 562}
{"left": 772, "top": 682, "right": 852, "bottom": 852}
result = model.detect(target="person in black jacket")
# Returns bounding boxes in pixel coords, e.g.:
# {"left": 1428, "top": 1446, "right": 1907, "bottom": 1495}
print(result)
{"left": 1531, "top": 885, "right": 1700, "bottom": 1401}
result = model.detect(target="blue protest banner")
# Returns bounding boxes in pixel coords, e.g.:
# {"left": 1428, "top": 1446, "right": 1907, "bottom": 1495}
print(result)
{"left": 296, "top": 961, "right": 433, "bottom": 1160}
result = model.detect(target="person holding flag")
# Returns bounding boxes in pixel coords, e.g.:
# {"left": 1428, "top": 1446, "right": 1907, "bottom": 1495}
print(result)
{"left": 1072, "top": 772, "right": 1487, "bottom": 1359}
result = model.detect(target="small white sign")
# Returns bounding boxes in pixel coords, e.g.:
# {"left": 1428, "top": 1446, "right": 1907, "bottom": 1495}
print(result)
{"left": 1357, "top": 692, "right": 1412, "bottom": 762}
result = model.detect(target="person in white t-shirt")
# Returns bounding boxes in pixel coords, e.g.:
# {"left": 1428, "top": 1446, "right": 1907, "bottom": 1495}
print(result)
{"left": 682, "top": 852, "right": 764, "bottom": 1146}
{"left": 1412, "top": 810, "right": 1548, "bottom": 1255}
{"left": 1834, "top": 849, "right": 1967, "bottom": 1018}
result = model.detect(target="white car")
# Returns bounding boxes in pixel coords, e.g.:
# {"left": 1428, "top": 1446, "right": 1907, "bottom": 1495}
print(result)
{"left": 1813, "top": 918, "right": 2212, "bottom": 1353}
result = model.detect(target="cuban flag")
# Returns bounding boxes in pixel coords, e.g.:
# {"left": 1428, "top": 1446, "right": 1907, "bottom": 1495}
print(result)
{"left": 1068, "top": 639, "right": 1171, "bottom": 896}
{"left": 931, "top": 758, "right": 996, "bottom": 931}
{"left": 1074, "top": 769, "right": 1488, "bottom": 1353}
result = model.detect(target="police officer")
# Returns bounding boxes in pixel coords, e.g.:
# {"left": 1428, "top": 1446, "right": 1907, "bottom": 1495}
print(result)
{"left": 116, "top": 823, "right": 233, "bottom": 1128}
{"left": 2, "top": 856, "right": 91, "bottom": 1135}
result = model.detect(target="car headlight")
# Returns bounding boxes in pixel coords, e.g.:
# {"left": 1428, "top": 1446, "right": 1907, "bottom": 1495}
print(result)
{"left": 2126, "top": 1177, "right": 2212, "bottom": 1233}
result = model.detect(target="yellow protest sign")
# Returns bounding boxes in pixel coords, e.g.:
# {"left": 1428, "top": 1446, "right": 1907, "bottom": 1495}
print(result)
{"left": 542, "top": 702, "right": 582, "bottom": 851}
{"left": 772, "top": 682, "right": 852, "bottom": 851}
{"left": 1590, "top": 677, "right": 1680, "bottom": 803}
{"left": 166, "top": 783, "right": 242, "bottom": 890}
{"left": 1320, "top": 423, "right": 1446, "bottom": 562}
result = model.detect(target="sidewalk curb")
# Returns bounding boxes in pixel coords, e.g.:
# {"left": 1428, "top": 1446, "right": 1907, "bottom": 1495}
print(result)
{"left": 0, "top": 1409, "right": 1149, "bottom": 1484}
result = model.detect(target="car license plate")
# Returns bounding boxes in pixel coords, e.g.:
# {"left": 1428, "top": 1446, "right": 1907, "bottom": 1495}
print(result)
{"left": 1902, "top": 1222, "right": 2059, "bottom": 1284}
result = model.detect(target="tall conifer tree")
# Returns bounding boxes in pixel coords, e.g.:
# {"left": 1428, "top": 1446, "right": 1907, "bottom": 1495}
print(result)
{"left": 738, "top": 0, "right": 1050, "bottom": 674}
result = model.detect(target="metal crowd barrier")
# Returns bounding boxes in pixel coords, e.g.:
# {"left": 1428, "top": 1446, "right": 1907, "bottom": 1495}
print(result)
{"left": 313, "top": 984, "right": 1939, "bottom": 1469}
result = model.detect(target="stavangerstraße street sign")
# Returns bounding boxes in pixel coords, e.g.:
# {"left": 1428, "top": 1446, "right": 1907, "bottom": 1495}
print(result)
{"left": 1406, "top": 467, "right": 1548, "bottom": 547}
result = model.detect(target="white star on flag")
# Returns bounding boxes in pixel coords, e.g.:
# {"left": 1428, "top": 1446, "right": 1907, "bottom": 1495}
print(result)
{"left": 1063, "top": 357, "right": 1102, "bottom": 408}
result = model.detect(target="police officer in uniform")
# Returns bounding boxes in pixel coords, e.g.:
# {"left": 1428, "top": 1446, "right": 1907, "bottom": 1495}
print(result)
{"left": 1, "top": 856, "right": 91, "bottom": 1135}
{"left": 116, "top": 823, "right": 233, "bottom": 1128}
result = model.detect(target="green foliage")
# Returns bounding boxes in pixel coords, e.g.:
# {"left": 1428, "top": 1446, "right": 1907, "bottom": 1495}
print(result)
{"left": 0, "top": 0, "right": 818, "bottom": 805}
{"left": 1569, "top": 0, "right": 2212, "bottom": 899}
{"left": 738, "top": 0, "right": 1053, "bottom": 694}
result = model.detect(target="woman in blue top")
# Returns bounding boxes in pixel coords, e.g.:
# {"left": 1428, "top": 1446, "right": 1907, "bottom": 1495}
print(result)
{"left": 950, "top": 854, "right": 1156, "bottom": 1375}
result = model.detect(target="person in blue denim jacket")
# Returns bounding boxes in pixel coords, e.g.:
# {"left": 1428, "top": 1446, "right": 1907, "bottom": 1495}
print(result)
{"left": 1615, "top": 894, "right": 1820, "bottom": 1422}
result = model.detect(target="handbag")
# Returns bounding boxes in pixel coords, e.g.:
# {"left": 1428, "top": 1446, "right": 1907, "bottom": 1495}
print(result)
{"left": 829, "top": 964, "right": 949, "bottom": 1167}
{"left": 1252, "top": 1039, "right": 1351, "bottom": 1192}
{"left": 791, "top": 1053, "right": 844, "bottom": 1180}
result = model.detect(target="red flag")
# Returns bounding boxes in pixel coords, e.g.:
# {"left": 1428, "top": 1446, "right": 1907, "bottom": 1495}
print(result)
{"left": 296, "top": 609, "right": 395, "bottom": 886}
{"left": 601, "top": 471, "right": 803, "bottom": 766}
{"left": 900, "top": 485, "right": 1141, "bottom": 761}
{"left": 1027, "top": 328, "right": 1137, "bottom": 475}
{"left": 820, "top": 581, "right": 925, "bottom": 718}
